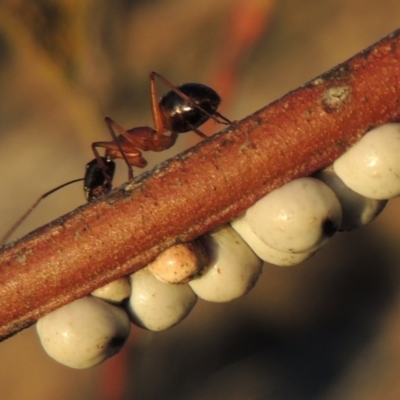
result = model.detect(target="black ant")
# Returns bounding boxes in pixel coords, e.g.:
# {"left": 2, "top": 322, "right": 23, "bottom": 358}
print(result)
{"left": 1, "top": 72, "right": 231, "bottom": 244}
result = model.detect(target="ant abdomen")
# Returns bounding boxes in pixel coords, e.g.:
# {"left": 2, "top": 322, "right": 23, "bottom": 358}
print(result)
{"left": 159, "top": 83, "right": 221, "bottom": 133}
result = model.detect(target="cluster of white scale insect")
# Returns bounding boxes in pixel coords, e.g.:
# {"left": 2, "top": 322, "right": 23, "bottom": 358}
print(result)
{"left": 36, "top": 123, "right": 400, "bottom": 368}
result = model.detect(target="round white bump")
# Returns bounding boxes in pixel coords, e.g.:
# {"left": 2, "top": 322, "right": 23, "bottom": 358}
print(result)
{"left": 246, "top": 177, "right": 342, "bottom": 253}
{"left": 315, "top": 167, "right": 387, "bottom": 231}
{"left": 333, "top": 123, "right": 400, "bottom": 199}
{"left": 127, "top": 268, "right": 197, "bottom": 331}
{"left": 147, "top": 241, "right": 207, "bottom": 284}
{"left": 189, "top": 225, "right": 263, "bottom": 302}
{"left": 231, "top": 214, "right": 314, "bottom": 266}
{"left": 91, "top": 277, "right": 131, "bottom": 303}
{"left": 36, "top": 297, "right": 130, "bottom": 369}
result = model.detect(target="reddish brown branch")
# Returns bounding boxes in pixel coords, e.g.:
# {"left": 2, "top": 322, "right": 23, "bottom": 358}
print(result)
{"left": 1, "top": 29, "right": 400, "bottom": 341}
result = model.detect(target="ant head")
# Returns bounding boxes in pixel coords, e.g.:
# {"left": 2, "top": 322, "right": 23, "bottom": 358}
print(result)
{"left": 84, "top": 158, "right": 116, "bottom": 201}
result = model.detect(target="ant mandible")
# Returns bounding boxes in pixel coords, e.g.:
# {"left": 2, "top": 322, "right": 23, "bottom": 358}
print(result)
{"left": 84, "top": 71, "right": 231, "bottom": 201}
{"left": 1, "top": 72, "right": 231, "bottom": 244}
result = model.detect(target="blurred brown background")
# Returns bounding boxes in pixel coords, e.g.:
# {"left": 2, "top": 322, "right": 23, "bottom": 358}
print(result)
{"left": 2, "top": 0, "right": 400, "bottom": 399}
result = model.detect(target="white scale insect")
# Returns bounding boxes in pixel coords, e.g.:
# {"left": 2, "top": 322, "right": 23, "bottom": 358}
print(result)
{"left": 35, "top": 122, "right": 400, "bottom": 368}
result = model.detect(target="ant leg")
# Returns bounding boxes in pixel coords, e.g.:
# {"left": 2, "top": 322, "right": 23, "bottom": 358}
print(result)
{"left": 213, "top": 111, "right": 232, "bottom": 125}
{"left": 148, "top": 73, "right": 182, "bottom": 150}
{"left": 190, "top": 126, "right": 209, "bottom": 139}
{"left": 104, "top": 117, "right": 135, "bottom": 181}
{"left": 150, "top": 71, "right": 232, "bottom": 127}
{"left": 149, "top": 72, "right": 166, "bottom": 134}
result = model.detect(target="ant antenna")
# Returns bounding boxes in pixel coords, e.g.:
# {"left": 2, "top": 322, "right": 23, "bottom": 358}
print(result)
{"left": 0, "top": 178, "right": 83, "bottom": 246}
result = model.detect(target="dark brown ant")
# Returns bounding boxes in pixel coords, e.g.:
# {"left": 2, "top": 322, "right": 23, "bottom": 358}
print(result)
{"left": 1, "top": 72, "right": 231, "bottom": 244}
{"left": 86, "top": 71, "right": 230, "bottom": 200}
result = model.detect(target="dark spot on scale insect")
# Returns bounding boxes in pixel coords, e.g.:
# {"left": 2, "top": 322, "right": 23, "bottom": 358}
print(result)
{"left": 109, "top": 335, "right": 127, "bottom": 351}
{"left": 322, "top": 217, "right": 339, "bottom": 237}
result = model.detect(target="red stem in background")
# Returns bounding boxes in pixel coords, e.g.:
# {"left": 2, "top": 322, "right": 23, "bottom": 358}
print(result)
{"left": 1, "top": 29, "right": 400, "bottom": 341}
